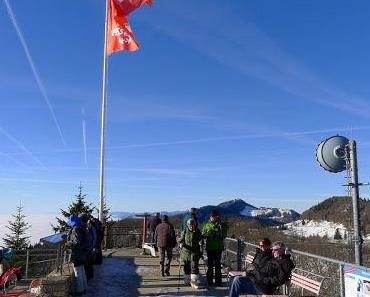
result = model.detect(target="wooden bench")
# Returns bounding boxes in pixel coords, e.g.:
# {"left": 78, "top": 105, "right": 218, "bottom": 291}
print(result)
{"left": 230, "top": 267, "right": 325, "bottom": 296}
{"left": 288, "top": 268, "right": 325, "bottom": 296}
{"left": 227, "top": 253, "right": 255, "bottom": 288}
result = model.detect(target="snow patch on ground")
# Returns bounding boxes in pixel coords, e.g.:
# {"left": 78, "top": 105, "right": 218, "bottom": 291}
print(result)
{"left": 0, "top": 213, "right": 58, "bottom": 245}
{"left": 283, "top": 219, "right": 347, "bottom": 239}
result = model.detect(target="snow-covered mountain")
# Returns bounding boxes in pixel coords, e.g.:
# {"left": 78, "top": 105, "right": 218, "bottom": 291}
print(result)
{"left": 111, "top": 210, "right": 185, "bottom": 220}
{"left": 245, "top": 207, "right": 301, "bottom": 223}
{"left": 283, "top": 219, "right": 348, "bottom": 239}
{"left": 191, "top": 199, "right": 300, "bottom": 224}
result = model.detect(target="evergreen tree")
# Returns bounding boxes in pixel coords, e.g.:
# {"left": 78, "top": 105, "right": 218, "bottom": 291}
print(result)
{"left": 3, "top": 203, "right": 31, "bottom": 250}
{"left": 102, "top": 200, "right": 112, "bottom": 222}
{"left": 53, "top": 184, "right": 94, "bottom": 232}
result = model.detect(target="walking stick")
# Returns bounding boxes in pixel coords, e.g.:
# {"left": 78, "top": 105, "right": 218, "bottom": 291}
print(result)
{"left": 177, "top": 246, "right": 182, "bottom": 293}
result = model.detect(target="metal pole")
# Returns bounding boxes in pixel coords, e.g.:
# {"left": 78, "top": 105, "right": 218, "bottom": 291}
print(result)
{"left": 236, "top": 239, "right": 242, "bottom": 271}
{"left": 348, "top": 140, "right": 363, "bottom": 265}
{"left": 339, "top": 263, "right": 345, "bottom": 297}
{"left": 99, "top": 0, "right": 110, "bottom": 224}
{"left": 25, "top": 250, "right": 29, "bottom": 279}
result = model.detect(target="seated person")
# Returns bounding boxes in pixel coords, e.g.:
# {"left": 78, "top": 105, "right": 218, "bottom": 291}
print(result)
{"left": 245, "top": 237, "right": 272, "bottom": 272}
{"left": 229, "top": 241, "right": 294, "bottom": 297}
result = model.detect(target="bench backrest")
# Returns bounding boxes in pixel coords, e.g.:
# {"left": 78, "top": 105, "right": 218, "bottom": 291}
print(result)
{"left": 291, "top": 271, "right": 323, "bottom": 295}
{"left": 245, "top": 254, "right": 254, "bottom": 265}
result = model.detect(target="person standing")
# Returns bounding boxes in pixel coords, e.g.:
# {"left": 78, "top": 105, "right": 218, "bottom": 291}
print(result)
{"left": 155, "top": 215, "right": 176, "bottom": 276}
{"left": 178, "top": 219, "right": 203, "bottom": 289}
{"left": 181, "top": 208, "right": 198, "bottom": 232}
{"left": 202, "top": 210, "right": 227, "bottom": 286}
{"left": 148, "top": 212, "right": 161, "bottom": 244}
{"left": 66, "top": 215, "right": 88, "bottom": 296}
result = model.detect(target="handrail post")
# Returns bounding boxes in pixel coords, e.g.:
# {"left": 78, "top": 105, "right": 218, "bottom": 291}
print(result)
{"left": 339, "top": 263, "right": 345, "bottom": 297}
{"left": 237, "top": 239, "right": 242, "bottom": 271}
{"left": 25, "top": 250, "right": 29, "bottom": 279}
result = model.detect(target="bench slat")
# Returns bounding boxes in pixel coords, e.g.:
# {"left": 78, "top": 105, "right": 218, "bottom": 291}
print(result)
{"left": 228, "top": 271, "right": 244, "bottom": 277}
{"left": 246, "top": 255, "right": 254, "bottom": 264}
{"left": 291, "top": 276, "right": 321, "bottom": 294}
{"left": 291, "top": 273, "right": 322, "bottom": 287}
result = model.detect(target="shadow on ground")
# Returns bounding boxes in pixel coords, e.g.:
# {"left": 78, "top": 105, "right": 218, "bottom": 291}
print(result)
{"left": 86, "top": 257, "right": 142, "bottom": 297}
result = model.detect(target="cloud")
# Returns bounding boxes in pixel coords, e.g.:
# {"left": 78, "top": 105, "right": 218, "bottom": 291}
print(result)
{"left": 146, "top": 1, "right": 370, "bottom": 118}
{"left": 0, "top": 126, "right": 47, "bottom": 170}
{"left": 3, "top": 0, "right": 66, "bottom": 146}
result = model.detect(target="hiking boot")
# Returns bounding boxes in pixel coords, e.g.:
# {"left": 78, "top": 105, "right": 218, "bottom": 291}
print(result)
{"left": 190, "top": 274, "right": 200, "bottom": 289}
{"left": 164, "top": 270, "right": 170, "bottom": 276}
{"left": 160, "top": 270, "right": 165, "bottom": 277}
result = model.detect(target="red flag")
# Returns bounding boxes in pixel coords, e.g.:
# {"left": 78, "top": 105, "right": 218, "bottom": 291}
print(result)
{"left": 115, "top": 0, "right": 153, "bottom": 16}
{"left": 107, "top": 0, "right": 139, "bottom": 55}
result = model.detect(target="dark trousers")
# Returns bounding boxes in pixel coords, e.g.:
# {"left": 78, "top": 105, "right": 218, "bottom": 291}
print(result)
{"left": 207, "top": 250, "right": 222, "bottom": 285}
{"left": 159, "top": 246, "right": 172, "bottom": 272}
{"left": 183, "top": 259, "right": 199, "bottom": 275}
{"left": 84, "top": 251, "right": 94, "bottom": 281}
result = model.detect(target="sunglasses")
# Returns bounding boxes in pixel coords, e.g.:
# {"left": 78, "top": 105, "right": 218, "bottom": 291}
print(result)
{"left": 272, "top": 248, "right": 280, "bottom": 251}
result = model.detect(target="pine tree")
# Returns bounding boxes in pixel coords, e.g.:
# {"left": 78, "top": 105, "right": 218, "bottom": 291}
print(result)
{"left": 102, "top": 200, "right": 112, "bottom": 222}
{"left": 53, "top": 184, "right": 94, "bottom": 232}
{"left": 3, "top": 203, "right": 31, "bottom": 250}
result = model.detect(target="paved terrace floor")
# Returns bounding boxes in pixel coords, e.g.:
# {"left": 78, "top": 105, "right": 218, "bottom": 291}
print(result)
{"left": 86, "top": 248, "right": 230, "bottom": 297}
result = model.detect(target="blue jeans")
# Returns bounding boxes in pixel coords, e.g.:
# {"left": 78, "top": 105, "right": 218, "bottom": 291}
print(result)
{"left": 229, "top": 276, "right": 261, "bottom": 297}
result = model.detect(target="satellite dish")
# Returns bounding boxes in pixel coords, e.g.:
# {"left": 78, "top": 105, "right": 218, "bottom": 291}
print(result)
{"left": 316, "top": 135, "right": 349, "bottom": 173}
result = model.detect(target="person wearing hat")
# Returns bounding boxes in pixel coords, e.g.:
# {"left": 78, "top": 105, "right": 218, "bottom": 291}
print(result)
{"left": 65, "top": 215, "right": 88, "bottom": 296}
{"left": 178, "top": 218, "right": 204, "bottom": 289}
{"left": 202, "top": 210, "right": 227, "bottom": 286}
{"left": 180, "top": 207, "right": 198, "bottom": 232}
{"left": 155, "top": 215, "right": 176, "bottom": 276}
{"left": 229, "top": 241, "right": 295, "bottom": 297}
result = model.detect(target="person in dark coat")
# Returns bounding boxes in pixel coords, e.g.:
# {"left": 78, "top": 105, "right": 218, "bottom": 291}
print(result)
{"left": 148, "top": 212, "right": 161, "bottom": 244}
{"left": 92, "top": 217, "right": 104, "bottom": 265}
{"left": 66, "top": 215, "right": 88, "bottom": 296}
{"left": 180, "top": 208, "right": 198, "bottom": 232}
{"left": 155, "top": 215, "right": 176, "bottom": 276}
{"left": 245, "top": 237, "right": 272, "bottom": 272}
{"left": 229, "top": 241, "right": 295, "bottom": 297}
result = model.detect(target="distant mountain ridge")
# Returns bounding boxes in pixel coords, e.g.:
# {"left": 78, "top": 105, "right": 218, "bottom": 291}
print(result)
{"left": 301, "top": 196, "right": 370, "bottom": 234}
{"left": 112, "top": 198, "right": 300, "bottom": 224}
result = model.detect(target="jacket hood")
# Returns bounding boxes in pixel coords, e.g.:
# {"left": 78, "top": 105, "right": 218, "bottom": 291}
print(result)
{"left": 67, "top": 215, "right": 81, "bottom": 227}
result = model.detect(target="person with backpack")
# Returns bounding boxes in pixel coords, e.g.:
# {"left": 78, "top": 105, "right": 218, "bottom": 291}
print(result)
{"left": 202, "top": 210, "right": 227, "bottom": 286}
{"left": 155, "top": 215, "right": 176, "bottom": 276}
{"left": 178, "top": 218, "right": 204, "bottom": 289}
{"left": 66, "top": 215, "right": 88, "bottom": 296}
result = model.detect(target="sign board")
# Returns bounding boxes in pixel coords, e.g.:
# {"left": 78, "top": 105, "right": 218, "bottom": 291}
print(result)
{"left": 344, "top": 264, "right": 370, "bottom": 296}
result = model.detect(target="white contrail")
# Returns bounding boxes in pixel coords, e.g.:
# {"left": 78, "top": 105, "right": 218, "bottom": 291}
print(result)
{"left": 0, "top": 127, "right": 48, "bottom": 170}
{"left": 3, "top": 0, "right": 66, "bottom": 147}
{"left": 0, "top": 150, "right": 33, "bottom": 171}
{"left": 82, "top": 108, "right": 87, "bottom": 164}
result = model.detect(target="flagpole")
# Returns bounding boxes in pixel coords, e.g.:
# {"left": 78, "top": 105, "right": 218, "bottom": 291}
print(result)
{"left": 99, "top": 0, "right": 109, "bottom": 224}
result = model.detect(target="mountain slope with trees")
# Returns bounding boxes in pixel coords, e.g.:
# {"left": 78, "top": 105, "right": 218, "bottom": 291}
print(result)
{"left": 301, "top": 196, "right": 370, "bottom": 234}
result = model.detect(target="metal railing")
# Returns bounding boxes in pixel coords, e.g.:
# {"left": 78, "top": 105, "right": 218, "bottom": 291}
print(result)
{"left": 224, "top": 237, "right": 370, "bottom": 297}
{"left": 14, "top": 247, "right": 71, "bottom": 279}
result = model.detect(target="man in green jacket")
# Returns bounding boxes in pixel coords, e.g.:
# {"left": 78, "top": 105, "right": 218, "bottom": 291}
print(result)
{"left": 202, "top": 210, "right": 227, "bottom": 286}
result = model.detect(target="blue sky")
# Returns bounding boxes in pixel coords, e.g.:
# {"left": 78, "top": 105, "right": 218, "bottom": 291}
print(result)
{"left": 1, "top": 0, "right": 370, "bottom": 214}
